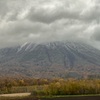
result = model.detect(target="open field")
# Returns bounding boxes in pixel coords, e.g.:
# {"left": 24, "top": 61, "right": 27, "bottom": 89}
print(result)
{"left": 0, "top": 93, "right": 31, "bottom": 97}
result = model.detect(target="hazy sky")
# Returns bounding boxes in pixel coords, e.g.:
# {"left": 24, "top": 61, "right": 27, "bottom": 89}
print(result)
{"left": 0, "top": 0, "right": 100, "bottom": 48}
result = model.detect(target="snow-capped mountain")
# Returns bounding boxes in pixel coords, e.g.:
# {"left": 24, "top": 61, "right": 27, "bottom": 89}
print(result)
{"left": 0, "top": 41, "right": 100, "bottom": 78}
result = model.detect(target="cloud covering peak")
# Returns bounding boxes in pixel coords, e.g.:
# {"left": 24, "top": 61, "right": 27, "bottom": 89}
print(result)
{"left": 0, "top": 0, "right": 100, "bottom": 48}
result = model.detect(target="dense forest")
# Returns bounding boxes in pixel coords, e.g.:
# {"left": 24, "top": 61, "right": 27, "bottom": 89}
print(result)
{"left": 0, "top": 77, "right": 100, "bottom": 96}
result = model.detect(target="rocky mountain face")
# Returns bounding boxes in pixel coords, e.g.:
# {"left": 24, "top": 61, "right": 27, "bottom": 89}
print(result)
{"left": 0, "top": 41, "right": 100, "bottom": 78}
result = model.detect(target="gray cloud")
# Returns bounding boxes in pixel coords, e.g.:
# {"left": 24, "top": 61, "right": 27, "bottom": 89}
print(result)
{"left": 0, "top": 0, "right": 100, "bottom": 48}
{"left": 91, "top": 25, "right": 100, "bottom": 41}
{"left": 26, "top": 3, "right": 80, "bottom": 24}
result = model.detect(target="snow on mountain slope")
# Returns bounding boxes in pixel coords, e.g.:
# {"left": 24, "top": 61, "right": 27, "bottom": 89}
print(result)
{"left": 0, "top": 41, "right": 100, "bottom": 78}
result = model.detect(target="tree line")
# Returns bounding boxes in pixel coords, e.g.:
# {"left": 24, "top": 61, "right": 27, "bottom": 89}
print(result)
{"left": 0, "top": 77, "right": 100, "bottom": 95}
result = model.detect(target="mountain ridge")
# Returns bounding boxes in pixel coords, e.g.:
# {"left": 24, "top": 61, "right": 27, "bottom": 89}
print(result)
{"left": 0, "top": 41, "right": 100, "bottom": 78}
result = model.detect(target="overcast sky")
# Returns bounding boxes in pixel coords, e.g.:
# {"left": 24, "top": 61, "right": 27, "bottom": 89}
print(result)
{"left": 0, "top": 0, "right": 100, "bottom": 48}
